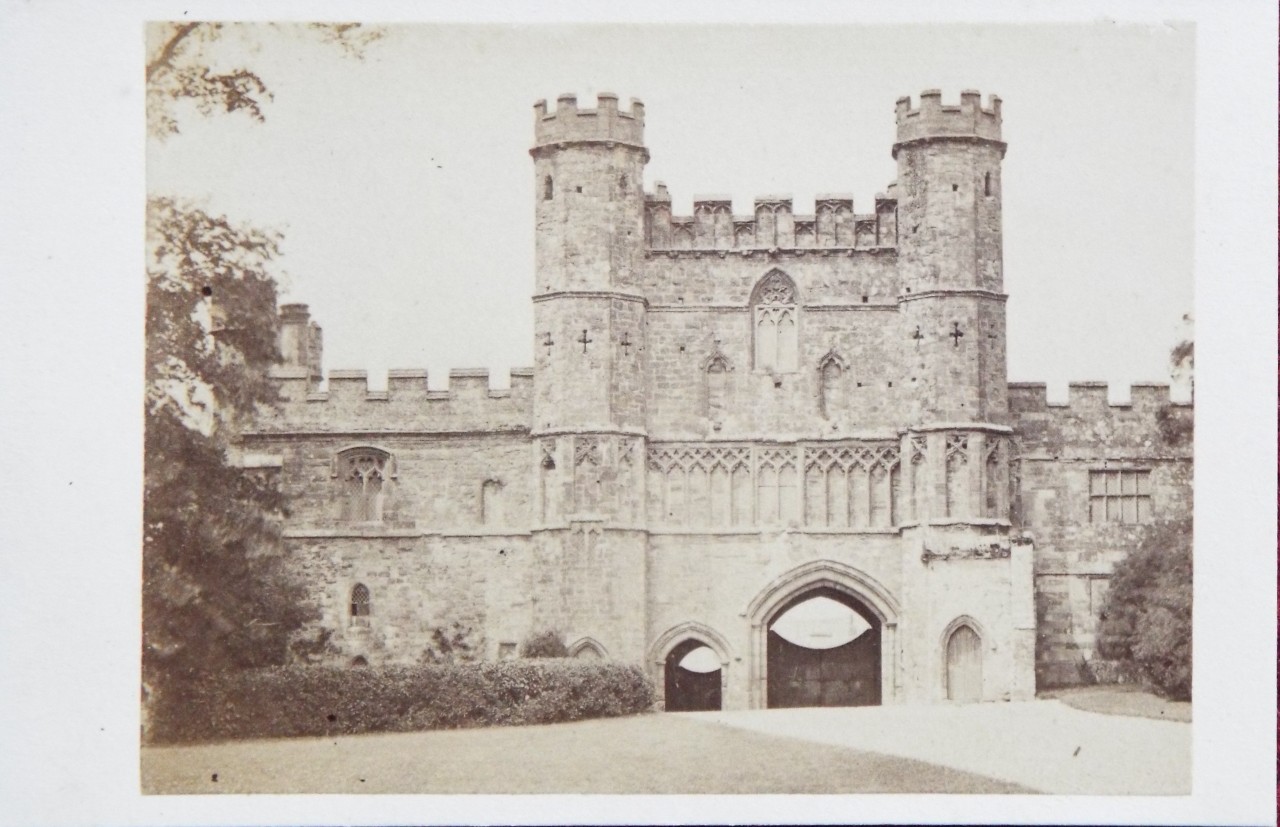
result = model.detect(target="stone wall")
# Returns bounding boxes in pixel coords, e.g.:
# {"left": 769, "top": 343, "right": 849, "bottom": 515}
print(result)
{"left": 1009, "top": 382, "right": 1193, "bottom": 686}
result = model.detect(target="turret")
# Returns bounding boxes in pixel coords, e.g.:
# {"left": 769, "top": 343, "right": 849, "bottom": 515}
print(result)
{"left": 531, "top": 93, "right": 648, "bottom": 294}
{"left": 894, "top": 90, "right": 1008, "bottom": 424}
{"left": 278, "top": 303, "right": 323, "bottom": 378}
{"left": 526, "top": 94, "right": 651, "bottom": 663}
{"left": 529, "top": 93, "right": 649, "bottom": 436}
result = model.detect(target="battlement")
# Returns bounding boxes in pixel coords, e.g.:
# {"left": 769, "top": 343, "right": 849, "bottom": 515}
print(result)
{"left": 894, "top": 89, "right": 1002, "bottom": 149}
{"left": 1008, "top": 382, "right": 1192, "bottom": 458}
{"left": 644, "top": 188, "right": 895, "bottom": 251}
{"left": 532, "top": 93, "right": 646, "bottom": 150}
{"left": 1008, "top": 381, "right": 1191, "bottom": 413}
{"left": 263, "top": 365, "right": 535, "bottom": 434}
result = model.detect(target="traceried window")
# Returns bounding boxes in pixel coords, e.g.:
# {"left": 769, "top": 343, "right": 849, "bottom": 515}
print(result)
{"left": 752, "top": 271, "right": 798, "bottom": 373}
{"left": 338, "top": 447, "right": 391, "bottom": 522}
{"left": 350, "top": 583, "right": 371, "bottom": 617}
{"left": 1088, "top": 469, "right": 1153, "bottom": 524}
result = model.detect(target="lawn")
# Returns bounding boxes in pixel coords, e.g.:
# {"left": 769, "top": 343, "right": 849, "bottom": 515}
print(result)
{"left": 141, "top": 712, "right": 1031, "bottom": 794}
{"left": 1040, "top": 685, "right": 1191, "bottom": 723}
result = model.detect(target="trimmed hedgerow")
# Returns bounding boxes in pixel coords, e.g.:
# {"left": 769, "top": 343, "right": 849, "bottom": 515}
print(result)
{"left": 147, "top": 659, "right": 654, "bottom": 745}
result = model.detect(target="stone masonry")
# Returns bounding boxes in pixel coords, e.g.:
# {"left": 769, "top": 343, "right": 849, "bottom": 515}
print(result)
{"left": 243, "top": 90, "right": 1193, "bottom": 706}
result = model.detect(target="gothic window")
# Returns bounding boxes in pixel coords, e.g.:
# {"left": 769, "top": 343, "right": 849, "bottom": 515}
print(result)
{"left": 984, "top": 439, "right": 1007, "bottom": 519}
{"left": 481, "top": 479, "right": 505, "bottom": 526}
{"left": 945, "top": 435, "right": 969, "bottom": 519}
{"left": 705, "top": 355, "right": 730, "bottom": 423}
{"left": 1089, "top": 469, "right": 1152, "bottom": 524}
{"left": 757, "top": 448, "right": 799, "bottom": 526}
{"left": 818, "top": 351, "right": 845, "bottom": 418}
{"left": 337, "top": 447, "right": 392, "bottom": 522}
{"left": 909, "top": 437, "right": 926, "bottom": 523}
{"left": 752, "top": 271, "right": 799, "bottom": 373}
{"left": 350, "top": 583, "right": 371, "bottom": 618}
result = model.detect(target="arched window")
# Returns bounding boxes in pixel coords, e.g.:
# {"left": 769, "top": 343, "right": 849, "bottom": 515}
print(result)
{"left": 337, "top": 447, "right": 391, "bottom": 522}
{"left": 543, "top": 175, "right": 554, "bottom": 200}
{"left": 350, "top": 583, "right": 371, "bottom": 618}
{"left": 481, "top": 478, "right": 505, "bottom": 525}
{"left": 751, "top": 270, "right": 798, "bottom": 372}
{"left": 569, "top": 638, "right": 608, "bottom": 660}
{"left": 705, "top": 354, "right": 730, "bottom": 423}
{"left": 818, "top": 351, "right": 846, "bottom": 418}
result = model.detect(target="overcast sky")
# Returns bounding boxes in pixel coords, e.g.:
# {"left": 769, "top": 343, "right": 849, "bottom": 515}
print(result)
{"left": 148, "top": 22, "right": 1194, "bottom": 401}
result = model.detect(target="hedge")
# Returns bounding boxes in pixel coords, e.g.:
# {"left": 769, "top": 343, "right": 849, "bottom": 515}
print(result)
{"left": 147, "top": 659, "right": 654, "bottom": 744}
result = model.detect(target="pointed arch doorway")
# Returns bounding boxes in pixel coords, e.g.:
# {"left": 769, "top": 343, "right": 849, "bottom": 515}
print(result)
{"left": 663, "top": 640, "right": 722, "bottom": 711}
{"left": 945, "top": 623, "right": 984, "bottom": 702}
{"left": 747, "top": 560, "right": 901, "bottom": 709}
{"left": 766, "top": 588, "right": 881, "bottom": 708}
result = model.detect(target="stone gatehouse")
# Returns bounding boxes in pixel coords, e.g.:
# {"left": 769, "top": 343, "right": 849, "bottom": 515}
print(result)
{"left": 242, "top": 90, "right": 1192, "bottom": 708}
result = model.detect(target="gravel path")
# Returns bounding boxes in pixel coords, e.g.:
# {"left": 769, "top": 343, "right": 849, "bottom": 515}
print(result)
{"left": 696, "top": 699, "right": 1190, "bottom": 795}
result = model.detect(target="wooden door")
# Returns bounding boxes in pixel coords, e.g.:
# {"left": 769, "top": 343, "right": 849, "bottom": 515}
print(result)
{"left": 946, "top": 625, "right": 983, "bottom": 702}
{"left": 766, "top": 628, "right": 881, "bottom": 708}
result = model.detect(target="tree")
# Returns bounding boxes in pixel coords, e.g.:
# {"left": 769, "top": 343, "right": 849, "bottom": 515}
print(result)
{"left": 143, "top": 23, "right": 383, "bottom": 691}
{"left": 143, "top": 196, "right": 314, "bottom": 683}
{"left": 146, "top": 22, "right": 383, "bottom": 139}
{"left": 1096, "top": 516, "right": 1192, "bottom": 700}
{"left": 1157, "top": 313, "right": 1193, "bottom": 445}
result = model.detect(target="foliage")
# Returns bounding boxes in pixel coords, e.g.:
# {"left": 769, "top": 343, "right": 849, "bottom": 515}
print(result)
{"left": 1097, "top": 517, "right": 1193, "bottom": 700}
{"left": 144, "top": 20, "right": 384, "bottom": 700}
{"left": 147, "top": 22, "right": 384, "bottom": 138}
{"left": 1170, "top": 313, "right": 1194, "bottom": 386}
{"left": 146, "top": 660, "right": 655, "bottom": 744}
{"left": 143, "top": 196, "right": 318, "bottom": 691}
{"left": 421, "top": 622, "right": 479, "bottom": 664}
{"left": 521, "top": 629, "right": 570, "bottom": 658}
{"left": 1155, "top": 404, "right": 1193, "bottom": 446}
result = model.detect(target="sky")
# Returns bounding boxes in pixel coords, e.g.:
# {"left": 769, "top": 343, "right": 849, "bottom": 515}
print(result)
{"left": 148, "top": 22, "right": 1195, "bottom": 400}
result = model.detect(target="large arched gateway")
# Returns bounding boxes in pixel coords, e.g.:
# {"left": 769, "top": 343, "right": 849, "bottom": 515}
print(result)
{"left": 746, "top": 560, "right": 900, "bottom": 708}
{"left": 766, "top": 588, "right": 881, "bottom": 708}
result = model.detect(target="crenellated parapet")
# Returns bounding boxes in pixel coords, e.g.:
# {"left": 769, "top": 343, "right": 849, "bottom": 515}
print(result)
{"left": 262, "top": 365, "right": 535, "bottom": 434}
{"left": 644, "top": 185, "right": 897, "bottom": 254}
{"left": 531, "top": 92, "right": 646, "bottom": 155}
{"left": 1008, "top": 382, "right": 1192, "bottom": 458}
{"left": 894, "top": 89, "right": 1003, "bottom": 154}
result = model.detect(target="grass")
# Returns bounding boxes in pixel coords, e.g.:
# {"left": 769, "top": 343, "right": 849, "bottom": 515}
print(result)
{"left": 1040, "top": 684, "right": 1191, "bottom": 723}
{"left": 141, "top": 711, "right": 1032, "bottom": 794}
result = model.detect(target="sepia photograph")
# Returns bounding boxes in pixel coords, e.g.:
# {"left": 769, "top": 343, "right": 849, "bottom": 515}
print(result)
{"left": 141, "top": 19, "right": 1197, "bottom": 796}
{"left": 1, "top": 3, "right": 1276, "bottom": 826}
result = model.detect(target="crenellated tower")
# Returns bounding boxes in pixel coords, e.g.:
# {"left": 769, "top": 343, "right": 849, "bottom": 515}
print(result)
{"left": 895, "top": 89, "right": 1007, "bottom": 426}
{"left": 893, "top": 90, "right": 1032, "bottom": 701}
{"left": 527, "top": 93, "right": 651, "bottom": 661}
{"left": 892, "top": 89, "right": 1012, "bottom": 527}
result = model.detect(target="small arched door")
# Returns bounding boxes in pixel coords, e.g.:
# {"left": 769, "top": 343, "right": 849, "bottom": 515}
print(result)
{"left": 664, "top": 640, "right": 722, "bottom": 711}
{"left": 945, "top": 624, "right": 983, "bottom": 702}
